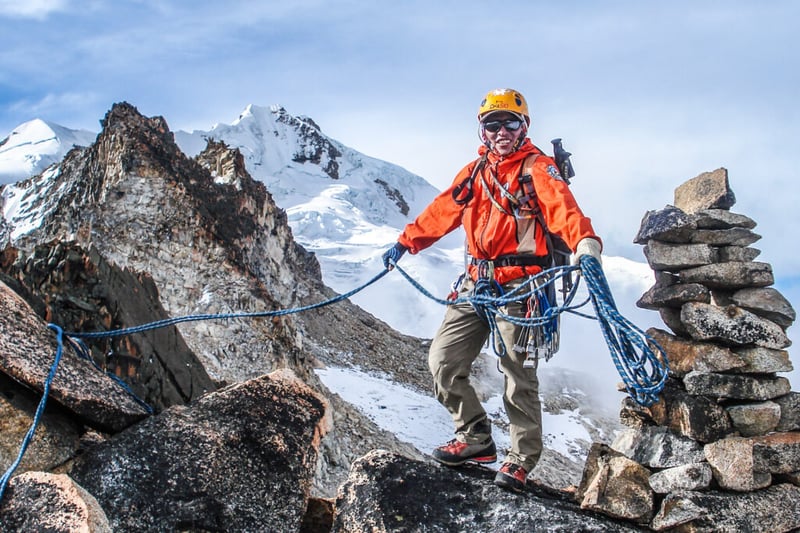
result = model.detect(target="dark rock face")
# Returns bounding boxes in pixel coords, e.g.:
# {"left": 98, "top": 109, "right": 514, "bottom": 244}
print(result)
{"left": 0, "top": 471, "right": 111, "bottom": 533}
{"left": 333, "top": 450, "right": 647, "bottom": 533}
{"left": 68, "top": 371, "right": 327, "bottom": 532}
{"left": 0, "top": 241, "right": 216, "bottom": 412}
{"left": 273, "top": 108, "right": 342, "bottom": 180}
{"left": 0, "top": 281, "right": 150, "bottom": 433}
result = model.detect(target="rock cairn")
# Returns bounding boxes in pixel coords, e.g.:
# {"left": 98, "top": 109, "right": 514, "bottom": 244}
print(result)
{"left": 576, "top": 169, "right": 800, "bottom": 532}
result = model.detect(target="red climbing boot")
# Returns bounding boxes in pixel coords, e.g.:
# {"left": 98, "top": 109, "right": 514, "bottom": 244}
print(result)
{"left": 494, "top": 462, "right": 528, "bottom": 492}
{"left": 431, "top": 438, "right": 497, "bottom": 466}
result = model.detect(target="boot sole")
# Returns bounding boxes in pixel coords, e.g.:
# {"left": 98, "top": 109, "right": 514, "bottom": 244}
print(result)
{"left": 433, "top": 454, "right": 498, "bottom": 467}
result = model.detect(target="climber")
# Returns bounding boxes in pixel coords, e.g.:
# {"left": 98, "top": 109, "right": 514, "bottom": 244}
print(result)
{"left": 382, "top": 88, "right": 602, "bottom": 492}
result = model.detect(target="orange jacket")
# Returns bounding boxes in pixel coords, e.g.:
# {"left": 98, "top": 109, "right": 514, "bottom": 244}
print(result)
{"left": 398, "top": 139, "right": 601, "bottom": 285}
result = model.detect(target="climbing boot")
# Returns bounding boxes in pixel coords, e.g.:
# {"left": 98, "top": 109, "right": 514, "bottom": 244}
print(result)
{"left": 431, "top": 437, "right": 497, "bottom": 466}
{"left": 494, "top": 462, "right": 528, "bottom": 492}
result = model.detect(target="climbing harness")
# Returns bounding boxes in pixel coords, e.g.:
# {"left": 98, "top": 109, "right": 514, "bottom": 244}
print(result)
{"left": 0, "top": 257, "right": 668, "bottom": 504}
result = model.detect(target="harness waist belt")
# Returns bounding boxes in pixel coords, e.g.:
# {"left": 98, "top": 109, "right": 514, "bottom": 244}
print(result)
{"left": 469, "top": 255, "right": 551, "bottom": 269}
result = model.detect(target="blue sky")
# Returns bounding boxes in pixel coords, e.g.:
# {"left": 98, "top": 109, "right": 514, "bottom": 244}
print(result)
{"left": 2, "top": 0, "right": 799, "bottom": 352}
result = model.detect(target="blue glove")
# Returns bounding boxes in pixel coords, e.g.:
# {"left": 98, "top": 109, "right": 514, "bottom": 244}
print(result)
{"left": 382, "top": 242, "right": 407, "bottom": 269}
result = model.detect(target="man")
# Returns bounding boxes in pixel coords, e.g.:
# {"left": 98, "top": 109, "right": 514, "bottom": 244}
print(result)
{"left": 382, "top": 88, "right": 602, "bottom": 492}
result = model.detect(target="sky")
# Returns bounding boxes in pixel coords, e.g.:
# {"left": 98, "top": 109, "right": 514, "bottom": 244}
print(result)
{"left": 1, "top": 0, "right": 798, "bottom": 368}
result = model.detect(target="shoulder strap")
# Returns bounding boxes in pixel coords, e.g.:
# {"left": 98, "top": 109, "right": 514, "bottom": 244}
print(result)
{"left": 517, "top": 153, "right": 571, "bottom": 258}
{"left": 452, "top": 153, "right": 488, "bottom": 205}
{"left": 516, "top": 154, "right": 541, "bottom": 216}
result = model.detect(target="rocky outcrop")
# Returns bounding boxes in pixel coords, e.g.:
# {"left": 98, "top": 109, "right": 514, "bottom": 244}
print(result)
{"left": 0, "top": 281, "right": 150, "bottom": 434}
{"left": 67, "top": 370, "right": 327, "bottom": 532}
{"left": 0, "top": 472, "right": 111, "bottom": 533}
{"left": 6, "top": 107, "right": 795, "bottom": 530}
{"left": 577, "top": 168, "right": 799, "bottom": 531}
{"left": 333, "top": 450, "right": 648, "bottom": 532}
{"left": 1, "top": 367, "right": 328, "bottom": 532}
{"left": 0, "top": 241, "right": 216, "bottom": 412}
{"left": 0, "top": 273, "right": 628, "bottom": 532}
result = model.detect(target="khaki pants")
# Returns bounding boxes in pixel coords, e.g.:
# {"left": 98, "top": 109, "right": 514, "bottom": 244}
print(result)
{"left": 428, "top": 277, "right": 543, "bottom": 472}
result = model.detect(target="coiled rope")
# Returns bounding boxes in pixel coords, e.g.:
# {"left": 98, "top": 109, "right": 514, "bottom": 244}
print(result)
{"left": 0, "top": 257, "right": 668, "bottom": 502}
{"left": 389, "top": 256, "right": 668, "bottom": 406}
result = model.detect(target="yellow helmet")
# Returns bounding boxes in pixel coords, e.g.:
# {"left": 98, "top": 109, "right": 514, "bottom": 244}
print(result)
{"left": 477, "top": 88, "right": 530, "bottom": 124}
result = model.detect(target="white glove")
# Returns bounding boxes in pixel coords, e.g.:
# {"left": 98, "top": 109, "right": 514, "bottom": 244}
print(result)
{"left": 573, "top": 238, "right": 602, "bottom": 265}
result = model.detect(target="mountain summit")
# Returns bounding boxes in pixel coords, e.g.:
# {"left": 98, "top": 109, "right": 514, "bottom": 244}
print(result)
{"left": 0, "top": 118, "right": 95, "bottom": 184}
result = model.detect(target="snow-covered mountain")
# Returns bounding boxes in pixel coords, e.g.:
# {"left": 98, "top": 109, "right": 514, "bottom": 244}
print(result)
{"left": 0, "top": 119, "right": 95, "bottom": 184}
{"left": 0, "top": 104, "right": 662, "bottom": 486}
{"left": 172, "top": 104, "right": 474, "bottom": 341}
{"left": 170, "top": 104, "right": 660, "bottom": 402}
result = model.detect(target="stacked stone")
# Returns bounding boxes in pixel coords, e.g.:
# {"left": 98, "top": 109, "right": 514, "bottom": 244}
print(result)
{"left": 575, "top": 169, "right": 800, "bottom": 532}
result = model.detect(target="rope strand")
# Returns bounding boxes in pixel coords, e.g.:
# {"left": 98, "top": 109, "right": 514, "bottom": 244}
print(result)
{"left": 1, "top": 258, "right": 668, "bottom": 504}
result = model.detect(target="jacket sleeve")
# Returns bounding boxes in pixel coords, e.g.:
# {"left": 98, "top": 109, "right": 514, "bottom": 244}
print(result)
{"left": 532, "top": 157, "right": 602, "bottom": 252}
{"left": 397, "top": 163, "right": 473, "bottom": 254}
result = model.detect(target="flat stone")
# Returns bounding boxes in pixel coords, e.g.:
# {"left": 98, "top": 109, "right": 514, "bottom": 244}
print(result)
{"left": 646, "top": 328, "right": 745, "bottom": 377}
{"left": 716, "top": 245, "right": 761, "bottom": 262}
{"left": 728, "top": 286, "right": 796, "bottom": 328}
{"left": 651, "top": 484, "right": 800, "bottom": 532}
{"left": 725, "top": 401, "right": 781, "bottom": 437}
{"left": 704, "top": 437, "right": 772, "bottom": 491}
{"left": 730, "top": 346, "right": 793, "bottom": 374}
{"left": 643, "top": 241, "right": 717, "bottom": 271}
{"left": 693, "top": 209, "right": 756, "bottom": 229}
{"left": 634, "top": 206, "right": 696, "bottom": 245}
{"left": 648, "top": 462, "right": 712, "bottom": 494}
{"left": 637, "top": 283, "right": 710, "bottom": 310}
{"left": 689, "top": 227, "right": 761, "bottom": 246}
{"left": 673, "top": 168, "right": 736, "bottom": 214}
{"left": 679, "top": 261, "right": 773, "bottom": 289}
{"left": 752, "top": 432, "right": 800, "bottom": 474}
{"left": 684, "top": 371, "right": 791, "bottom": 400}
{"left": 681, "top": 302, "right": 789, "bottom": 349}
{"left": 612, "top": 427, "right": 705, "bottom": 468}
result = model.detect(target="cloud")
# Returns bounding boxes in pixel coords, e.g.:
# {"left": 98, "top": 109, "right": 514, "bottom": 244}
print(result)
{"left": 0, "top": 0, "right": 68, "bottom": 19}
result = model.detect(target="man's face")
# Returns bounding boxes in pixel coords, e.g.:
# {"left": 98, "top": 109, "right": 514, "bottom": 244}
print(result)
{"left": 481, "top": 112, "right": 525, "bottom": 156}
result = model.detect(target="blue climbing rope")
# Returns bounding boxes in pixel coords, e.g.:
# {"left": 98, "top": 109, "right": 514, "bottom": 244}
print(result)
{"left": 579, "top": 256, "right": 669, "bottom": 406}
{"left": 1, "top": 258, "right": 667, "bottom": 504}
{"left": 0, "top": 324, "right": 66, "bottom": 501}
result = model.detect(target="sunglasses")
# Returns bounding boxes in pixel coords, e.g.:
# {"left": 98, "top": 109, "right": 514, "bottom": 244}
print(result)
{"left": 482, "top": 119, "right": 523, "bottom": 133}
